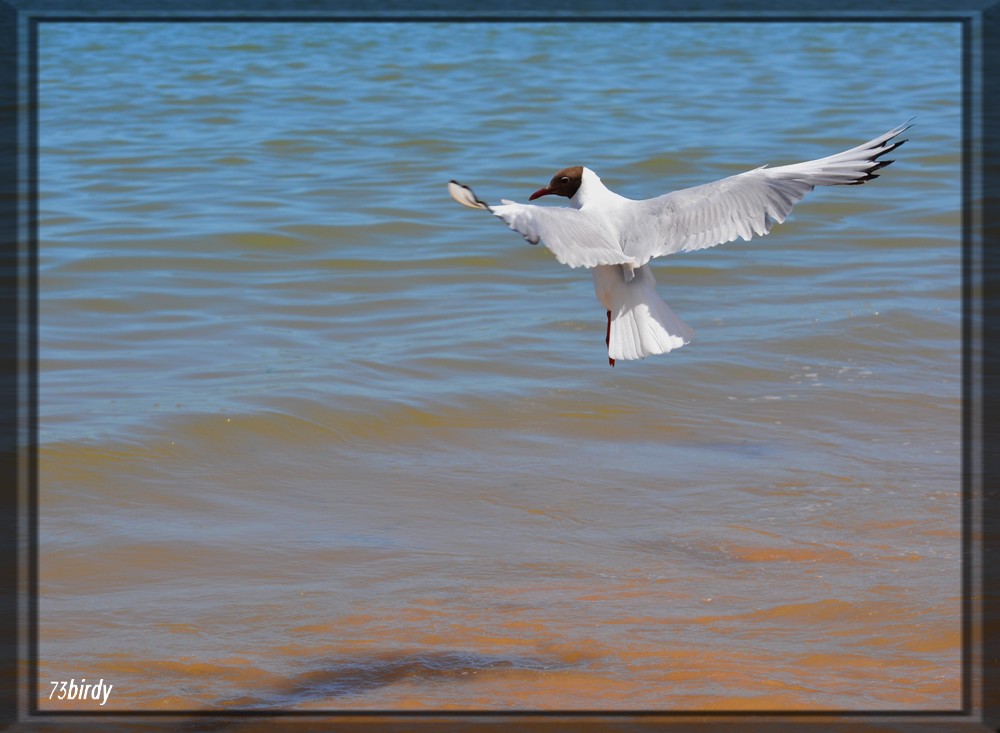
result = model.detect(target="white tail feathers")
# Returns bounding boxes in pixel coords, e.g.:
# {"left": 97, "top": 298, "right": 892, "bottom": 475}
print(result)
{"left": 603, "top": 266, "right": 694, "bottom": 361}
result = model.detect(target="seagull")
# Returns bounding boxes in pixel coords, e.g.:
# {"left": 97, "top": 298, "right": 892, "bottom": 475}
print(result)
{"left": 448, "top": 122, "right": 910, "bottom": 366}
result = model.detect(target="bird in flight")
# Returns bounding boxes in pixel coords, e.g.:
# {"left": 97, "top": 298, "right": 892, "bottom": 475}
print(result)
{"left": 448, "top": 122, "right": 910, "bottom": 366}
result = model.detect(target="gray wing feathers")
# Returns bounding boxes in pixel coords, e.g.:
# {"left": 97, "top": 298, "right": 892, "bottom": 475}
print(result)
{"left": 627, "top": 171, "right": 812, "bottom": 260}
{"left": 774, "top": 121, "right": 911, "bottom": 185}
{"left": 491, "top": 201, "right": 636, "bottom": 269}
{"left": 623, "top": 122, "right": 910, "bottom": 263}
{"left": 447, "top": 180, "right": 634, "bottom": 269}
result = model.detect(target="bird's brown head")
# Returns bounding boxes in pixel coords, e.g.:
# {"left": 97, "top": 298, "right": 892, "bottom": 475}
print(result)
{"left": 529, "top": 166, "right": 584, "bottom": 201}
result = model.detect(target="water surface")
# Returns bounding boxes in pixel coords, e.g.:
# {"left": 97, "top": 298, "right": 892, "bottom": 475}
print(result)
{"left": 37, "top": 20, "right": 963, "bottom": 711}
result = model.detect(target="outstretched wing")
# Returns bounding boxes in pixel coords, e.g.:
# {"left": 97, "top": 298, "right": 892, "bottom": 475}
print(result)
{"left": 448, "top": 180, "right": 491, "bottom": 210}
{"left": 620, "top": 122, "right": 912, "bottom": 266}
{"left": 448, "top": 180, "right": 635, "bottom": 270}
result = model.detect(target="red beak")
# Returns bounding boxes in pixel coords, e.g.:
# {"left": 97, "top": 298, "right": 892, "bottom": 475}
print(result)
{"left": 529, "top": 186, "right": 551, "bottom": 201}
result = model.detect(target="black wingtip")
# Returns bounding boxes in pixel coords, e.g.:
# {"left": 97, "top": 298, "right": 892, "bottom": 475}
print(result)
{"left": 847, "top": 172, "right": 882, "bottom": 185}
{"left": 872, "top": 138, "right": 907, "bottom": 161}
{"left": 851, "top": 127, "right": 909, "bottom": 184}
{"left": 448, "top": 179, "right": 493, "bottom": 211}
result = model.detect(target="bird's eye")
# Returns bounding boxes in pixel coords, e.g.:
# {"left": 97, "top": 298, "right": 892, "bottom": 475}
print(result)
{"left": 560, "top": 176, "right": 570, "bottom": 184}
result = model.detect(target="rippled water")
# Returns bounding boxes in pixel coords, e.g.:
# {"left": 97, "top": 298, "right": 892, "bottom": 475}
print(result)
{"left": 37, "top": 20, "right": 963, "bottom": 710}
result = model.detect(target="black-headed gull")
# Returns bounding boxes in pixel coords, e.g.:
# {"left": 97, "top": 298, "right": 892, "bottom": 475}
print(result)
{"left": 448, "top": 123, "right": 910, "bottom": 366}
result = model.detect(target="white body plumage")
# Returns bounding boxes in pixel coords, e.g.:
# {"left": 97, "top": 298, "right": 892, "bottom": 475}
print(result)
{"left": 448, "top": 122, "right": 910, "bottom": 365}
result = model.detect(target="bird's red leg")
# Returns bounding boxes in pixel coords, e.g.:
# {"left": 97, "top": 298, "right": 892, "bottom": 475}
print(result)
{"left": 606, "top": 310, "right": 615, "bottom": 367}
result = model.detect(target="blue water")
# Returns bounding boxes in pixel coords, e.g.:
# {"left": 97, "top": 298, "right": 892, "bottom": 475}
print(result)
{"left": 36, "top": 20, "right": 964, "bottom": 711}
